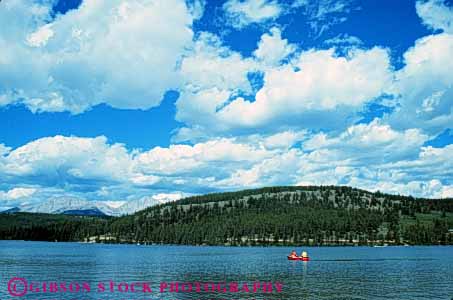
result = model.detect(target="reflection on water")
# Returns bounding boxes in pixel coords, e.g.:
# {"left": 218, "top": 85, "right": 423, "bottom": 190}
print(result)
{"left": 0, "top": 241, "right": 452, "bottom": 300}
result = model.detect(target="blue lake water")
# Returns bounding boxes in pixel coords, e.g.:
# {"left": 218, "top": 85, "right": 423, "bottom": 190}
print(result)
{"left": 0, "top": 241, "right": 452, "bottom": 299}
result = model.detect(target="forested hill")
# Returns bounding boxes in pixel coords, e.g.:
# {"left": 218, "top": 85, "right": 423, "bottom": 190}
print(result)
{"left": 109, "top": 186, "right": 453, "bottom": 245}
{"left": 1, "top": 186, "right": 453, "bottom": 245}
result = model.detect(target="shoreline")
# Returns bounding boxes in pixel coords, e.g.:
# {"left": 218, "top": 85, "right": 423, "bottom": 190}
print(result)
{"left": 2, "top": 239, "right": 453, "bottom": 247}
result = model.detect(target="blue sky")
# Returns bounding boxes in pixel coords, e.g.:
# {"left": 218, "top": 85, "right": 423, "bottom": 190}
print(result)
{"left": 0, "top": 0, "right": 452, "bottom": 208}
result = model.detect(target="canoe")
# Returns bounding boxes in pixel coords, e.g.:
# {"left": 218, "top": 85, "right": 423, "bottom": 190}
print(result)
{"left": 287, "top": 256, "right": 310, "bottom": 261}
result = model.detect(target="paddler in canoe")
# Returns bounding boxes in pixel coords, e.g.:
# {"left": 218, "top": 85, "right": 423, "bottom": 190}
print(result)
{"left": 300, "top": 251, "right": 309, "bottom": 260}
{"left": 288, "top": 250, "right": 298, "bottom": 259}
{"left": 287, "top": 250, "right": 310, "bottom": 261}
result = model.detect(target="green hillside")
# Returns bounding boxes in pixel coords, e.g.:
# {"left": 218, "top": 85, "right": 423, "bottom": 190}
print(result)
{"left": 1, "top": 186, "right": 453, "bottom": 246}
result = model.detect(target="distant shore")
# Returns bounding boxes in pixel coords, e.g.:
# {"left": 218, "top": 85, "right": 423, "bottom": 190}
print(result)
{"left": 3, "top": 239, "right": 452, "bottom": 247}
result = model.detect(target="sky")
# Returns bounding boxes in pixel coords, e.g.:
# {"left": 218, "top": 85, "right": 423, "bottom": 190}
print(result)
{"left": 0, "top": 0, "right": 453, "bottom": 208}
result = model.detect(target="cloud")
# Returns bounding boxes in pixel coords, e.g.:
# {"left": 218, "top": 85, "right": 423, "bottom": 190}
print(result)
{"left": 221, "top": 0, "right": 358, "bottom": 35}
{"left": 179, "top": 32, "right": 257, "bottom": 93}
{"left": 175, "top": 1, "right": 451, "bottom": 141}
{"left": 303, "top": 136, "right": 453, "bottom": 198}
{"left": 217, "top": 148, "right": 301, "bottom": 188}
{"left": 0, "top": 187, "right": 37, "bottom": 201}
{"left": 304, "top": 119, "right": 429, "bottom": 164}
{"left": 416, "top": 0, "right": 453, "bottom": 33}
{"left": 135, "top": 138, "right": 272, "bottom": 177}
{"left": 175, "top": 32, "right": 259, "bottom": 140}
{"left": 0, "top": 144, "right": 11, "bottom": 156}
{"left": 0, "top": 135, "right": 279, "bottom": 202}
{"left": 324, "top": 33, "right": 363, "bottom": 46}
{"left": 176, "top": 43, "right": 392, "bottom": 139}
{"left": 212, "top": 120, "right": 452, "bottom": 199}
{"left": 0, "top": 135, "right": 133, "bottom": 184}
{"left": 223, "top": 0, "right": 282, "bottom": 29}
{"left": 0, "top": 0, "right": 195, "bottom": 113}
{"left": 187, "top": 0, "right": 206, "bottom": 20}
{"left": 215, "top": 142, "right": 453, "bottom": 200}
{"left": 222, "top": 0, "right": 358, "bottom": 34}
{"left": 152, "top": 192, "right": 186, "bottom": 202}
{"left": 220, "top": 47, "right": 391, "bottom": 120}
{"left": 388, "top": 33, "right": 453, "bottom": 134}
{"left": 261, "top": 130, "right": 306, "bottom": 149}
{"left": 0, "top": 127, "right": 452, "bottom": 206}
{"left": 292, "top": 0, "right": 358, "bottom": 37}
{"left": 172, "top": 0, "right": 451, "bottom": 142}
{"left": 371, "top": 180, "right": 453, "bottom": 199}
{"left": 344, "top": 144, "right": 453, "bottom": 198}
{"left": 26, "top": 23, "right": 54, "bottom": 47}
{"left": 253, "top": 27, "right": 296, "bottom": 66}
{"left": 381, "top": 144, "right": 453, "bottom": 184}
{"left": 381, "top": 2, "right": 453, "bottom": 137}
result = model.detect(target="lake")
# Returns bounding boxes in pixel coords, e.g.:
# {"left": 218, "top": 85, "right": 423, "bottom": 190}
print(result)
{"left": 0, "top": 241, "right": 452, "bottom": 299}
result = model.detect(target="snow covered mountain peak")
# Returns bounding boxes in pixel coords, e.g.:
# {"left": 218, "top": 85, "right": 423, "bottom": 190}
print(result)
{"left": 3, "top": 193, "right": 185, "bottom": 216}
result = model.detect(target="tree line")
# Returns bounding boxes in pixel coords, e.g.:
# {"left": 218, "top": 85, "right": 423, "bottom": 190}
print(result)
{"left": 1, "top": 186, "right": 452, "bottom": 246}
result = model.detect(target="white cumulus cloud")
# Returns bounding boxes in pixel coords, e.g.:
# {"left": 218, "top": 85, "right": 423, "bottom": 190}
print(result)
{"left": 176, "top": 45, "right": 392, "bottom": 138}
{"left": 0, "top": 135, "right": 133, "bottom": 183}
{"left": 0, "top": 0, "right": 195, "bottom": 113}
{"left": 304, "top": 119, "right": 429, "bottom": 164}
{"left": 253, "top": 27, "right": 297, "bottom": 66}
{"left": 388, "top": 33, "right": 453, "bottom": 134}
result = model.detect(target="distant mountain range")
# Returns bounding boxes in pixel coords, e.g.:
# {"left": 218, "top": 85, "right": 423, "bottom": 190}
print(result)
{"left": 1, "top": 195, "right": 179, "bottom": 216}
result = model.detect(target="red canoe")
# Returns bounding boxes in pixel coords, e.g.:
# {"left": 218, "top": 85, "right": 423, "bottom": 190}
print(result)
{"left": 287, "top": 256, "right": 310, "bottom": 261}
